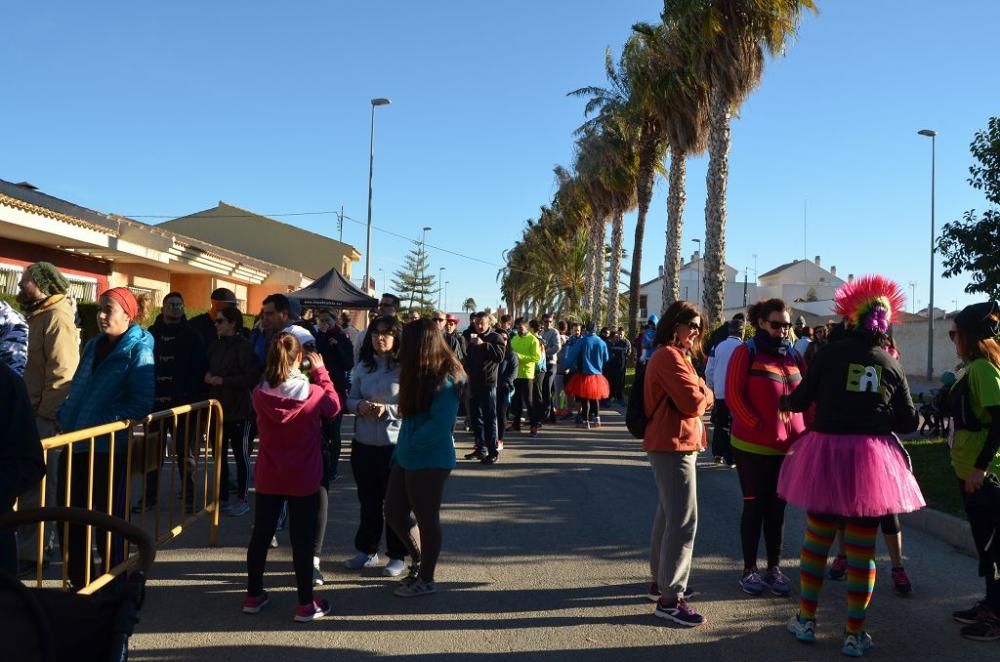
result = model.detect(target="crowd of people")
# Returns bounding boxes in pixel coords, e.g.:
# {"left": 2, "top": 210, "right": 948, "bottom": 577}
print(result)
{"left": 1, "top": 262, "right": 999, "bottom": 650}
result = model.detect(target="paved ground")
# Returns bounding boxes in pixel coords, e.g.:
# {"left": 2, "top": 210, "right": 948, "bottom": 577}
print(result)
{"left": 129, "top": 410, "right": 989, "bottom": 661}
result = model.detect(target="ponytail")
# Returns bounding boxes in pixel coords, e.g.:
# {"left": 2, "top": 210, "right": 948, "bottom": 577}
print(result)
{"left": 264, "top": 332, "right": 301, "bottom": 387}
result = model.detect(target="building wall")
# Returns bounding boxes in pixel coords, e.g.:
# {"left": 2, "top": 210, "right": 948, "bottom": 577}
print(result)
{"left": 893, "top": 319, "right": 959, "bottom": 380}
{"left": 107, "top": 263, "right": 172, "bottom": 305}
{"left": 756, "top": 283, "right": 840, "bottom": 303}
{"left": 639, "top": 277, "right": 756, "bottom": 319}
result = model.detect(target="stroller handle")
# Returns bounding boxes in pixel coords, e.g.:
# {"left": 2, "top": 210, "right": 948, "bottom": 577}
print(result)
{"left": 0, "top": 507, "right": 156, "bottom": 575}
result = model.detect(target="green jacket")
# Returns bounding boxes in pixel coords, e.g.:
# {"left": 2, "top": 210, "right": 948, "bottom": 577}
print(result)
{"left": 510, "top": 333, "right": 542, "bottom": 380}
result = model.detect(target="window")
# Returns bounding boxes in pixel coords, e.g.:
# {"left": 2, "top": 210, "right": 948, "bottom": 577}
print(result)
{"left": 0, "top": 263, "right": 22, "bottom": 297}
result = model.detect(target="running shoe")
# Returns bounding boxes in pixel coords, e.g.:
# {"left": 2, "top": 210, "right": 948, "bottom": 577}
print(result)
{"left": 960, "top": 612, "right": 1000, "bottom": 641}
{"left": 394, "top": 578, "right": 437, "bottom": 597}
{"left": 312, "top": 562, "right": 325, "bottom": 586}
{"left": 593, "top": 416, "right": 602, "bottom": 428}
{"left": 294, "top": 599, "right": 332, "bottom": 622}
{"left": 399, "top": 563, "right": 421, "bottom": 588}
{"left": 344, "top": 552, "right": 380, "bottom": 569}
{"left": 891, "top": 567, "right": 912, "bottom": 596}
{"left": 242, "top": 591, "right": 270, "bottom": 614}
{"left": 953, "top": 600, "right": 991, "bottom": 625}
{"left": 841, "top": 631, "right": 873, "bottom": 657}
{"left": 786, "top": 613, "right": 816, "bottom": 643}
{"left": 653, "top": 598, "right": 706, "bottom": 626}
{"left": 230, "top": 499, "right": 250, "bottom": 517}
{"left": 761, "top": 567, "right": 791, "bottom": 597}
{"left": 828, "top": 555, "right": 848, "bottom": 581}
{"left": 739, "top": 569, "right": 765, "bottom": 596}
{"left": 384, "top": 559, "right": 407, "bottom": 577}
{"left": 464, "top": 448, "right": 486, "bottom": 460}
{"left": 481, "top": 453, "right": 499, "bottom": 465}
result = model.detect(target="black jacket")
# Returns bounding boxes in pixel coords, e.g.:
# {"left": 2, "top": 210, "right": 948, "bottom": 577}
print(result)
{"left": 445, "top": 331, "right": 467, "bottom": 363}
{"left": 315, "top": 326, "right": 354, "bottom": 397}
{"left": 150, "top": 316, "right": 207, "bottom": 410}
{"left": 0, "top": 361, "right": 44, "bottom": 503}
{"left": 783, "top": 335, "right": 918, "bottom": 435}
{"left": 207, "top": 335, "right": 260, "bottom": 422}
{"left": 462, "top": 328, "right": 505, "bottom": 388}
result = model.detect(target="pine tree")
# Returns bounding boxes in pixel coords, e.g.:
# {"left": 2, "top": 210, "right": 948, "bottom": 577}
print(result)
{"left": 391, "top": 244, "right": 437, "bottom": 315}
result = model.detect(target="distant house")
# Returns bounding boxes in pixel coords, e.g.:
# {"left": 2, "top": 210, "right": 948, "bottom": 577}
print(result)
{"left": 756, "top": 256, "right": 846, "bottom": 303}
{"left": 158, "top": 202, "right": 362, "bottom": 287}
{"left": 638, "top": 251, "right": 756, "bottom": 320}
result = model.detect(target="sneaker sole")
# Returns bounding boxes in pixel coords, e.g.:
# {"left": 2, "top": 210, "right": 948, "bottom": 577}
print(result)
{"left": 294, "top": 609, "right": 331, "bottom": 623}
{"left": 786, "top": 620, "right": 816, "bottom": 643}
{"left": 653, "top": 608, "right": 706, "bottom": 627}
{"left": 765, "top": 585, "right": 791, "bottom": 597}
{"left": 242, "top": 599, "right": 269, "bottom": 614}
{"left": 740, "top": 585, "right": 764, "bottom": 596}
{"left": 953, "top": 615, "right": 982, "bottom": 625}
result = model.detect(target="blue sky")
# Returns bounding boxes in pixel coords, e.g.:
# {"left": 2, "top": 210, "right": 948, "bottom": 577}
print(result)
{"left": 3, "top": 1, "right": 998, "bottom": 315}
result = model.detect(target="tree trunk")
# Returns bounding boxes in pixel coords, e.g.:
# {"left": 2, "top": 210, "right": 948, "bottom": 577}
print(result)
{"left": 663, "top": 144, "right": 687, "bottom": 315}
{"left": 607, "top": 211, "right": 624, "bottom": 330}
{"left": 703, "top": 84, "right": 731, "bottom": 326}
{"left": 581, "top": 227, "right": 594, "bottom": 317}
{"left": 628, "top": 142, "right": 658, "bottom": 339}
{"left": 589, "top": 214, "right": 605, "bottom": 324}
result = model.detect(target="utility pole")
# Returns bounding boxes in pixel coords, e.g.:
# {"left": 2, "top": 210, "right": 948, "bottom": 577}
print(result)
{"left": 338, "top": 206, "right": 344, "bottom": 242}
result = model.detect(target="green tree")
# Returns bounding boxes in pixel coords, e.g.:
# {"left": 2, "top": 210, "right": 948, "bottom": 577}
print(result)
{"left": 391, "top": 243, "right": 437, "bottom": 315}
{"left": 938, "top": 116, "right": 1000, "bottom": 299}
{"left": 664, "top": 0, "right": 816, "bottom": 323}
{"left": 463, "top": 297, "right": 477, "bottom": 314}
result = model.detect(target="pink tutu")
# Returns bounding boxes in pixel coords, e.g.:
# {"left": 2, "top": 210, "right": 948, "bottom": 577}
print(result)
{"left": 777, "top": 432, "right": 925, "bottom": 518}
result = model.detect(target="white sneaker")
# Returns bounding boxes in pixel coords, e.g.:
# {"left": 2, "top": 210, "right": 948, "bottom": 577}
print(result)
{"left": 384, "top": 558, "right": 406, "bottom": 577}
{"left": 344, "top": 551, "right": 380, "bottom": 569}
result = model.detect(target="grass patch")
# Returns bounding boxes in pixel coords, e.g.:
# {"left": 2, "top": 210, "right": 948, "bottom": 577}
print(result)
{"left": 902, "top": 438, "right": 965, "bottom": 518}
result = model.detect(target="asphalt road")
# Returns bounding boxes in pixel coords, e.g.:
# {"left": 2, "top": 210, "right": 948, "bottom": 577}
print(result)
{"left": 129, "top": 410, "right": 989, "bottom": 661}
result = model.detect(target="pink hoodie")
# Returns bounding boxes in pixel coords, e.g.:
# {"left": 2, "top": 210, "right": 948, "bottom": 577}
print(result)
{"left": 252, "top": 366, "right": 340, "bottom": 496}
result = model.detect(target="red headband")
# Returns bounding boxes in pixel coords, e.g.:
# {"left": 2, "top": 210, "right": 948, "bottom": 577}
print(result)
{"left": 101, "top": 287, "right": 138, "bottom": 320}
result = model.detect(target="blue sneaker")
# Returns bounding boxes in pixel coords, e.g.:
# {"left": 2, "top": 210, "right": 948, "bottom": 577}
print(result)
{"left": 740, "top": 569, "right": 765, "bottom": 596}
{"left": 787, "top": 613, "right": 816, "bottom": 642}
{"left": 654, "top": 598, "right": 706, "bottom": 627}
{"left": 761, "top": 567, "right": 791, "bottom": 596}
{"left": 842, "top": 632, "right": 873, "bottom": 657}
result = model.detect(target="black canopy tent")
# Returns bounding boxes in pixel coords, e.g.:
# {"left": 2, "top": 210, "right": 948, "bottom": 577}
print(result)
{"left": 287, "top": 267, "right": 378, "bottom": 309}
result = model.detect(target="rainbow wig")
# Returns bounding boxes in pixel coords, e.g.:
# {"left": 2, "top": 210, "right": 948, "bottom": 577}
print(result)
{"left": 833, "top": 275, "right": 906, "bottom": 334}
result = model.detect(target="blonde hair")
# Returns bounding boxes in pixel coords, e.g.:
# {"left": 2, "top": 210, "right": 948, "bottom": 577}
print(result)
{"left": 264, "top": 332, "right": 302, "bottom": 387}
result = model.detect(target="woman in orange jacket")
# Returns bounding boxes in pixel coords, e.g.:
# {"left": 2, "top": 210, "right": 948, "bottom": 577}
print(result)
{"left": 642, "top": 300, "right": 714, "bottom": 627}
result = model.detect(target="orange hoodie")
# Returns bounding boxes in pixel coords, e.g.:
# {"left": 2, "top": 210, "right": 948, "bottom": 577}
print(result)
{"left": 642, "top": 345, "right": 714, "bottom": 453}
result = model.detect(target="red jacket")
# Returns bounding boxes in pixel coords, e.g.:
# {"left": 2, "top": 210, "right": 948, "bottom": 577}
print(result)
{"left": 252, "top": 366, "right": 340, "bottom": 496}
{"left": 642, "top": 345, "right": 714, "bottom": 453}
{"left": 725, "top": 340, "right": 806, "bottom": 452}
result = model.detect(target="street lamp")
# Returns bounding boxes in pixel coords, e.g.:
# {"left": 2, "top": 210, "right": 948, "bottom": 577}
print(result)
{"left": 692, "top": 238, "right": 702, "bottom": 307}
{"left": 364, "top": 97, "right": 392, "bottom": 294}
{"left": 918, "top": 128, "right": 936, "bottom": 380}
{"left": 438, "top": 266, "right": 446, "bottom": 308}
{"left": 378, "top": 267, "right": 386, "bottom": 292}
{"left": 445, "top": 280, "right": 450, "bottom": 312}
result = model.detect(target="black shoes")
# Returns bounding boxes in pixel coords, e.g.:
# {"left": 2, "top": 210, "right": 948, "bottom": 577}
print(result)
{"left": 480, "top": 453, "right": 499, "bottom": 465}
{"left": 464, "top": 448, "right": 487, "bottom": 461}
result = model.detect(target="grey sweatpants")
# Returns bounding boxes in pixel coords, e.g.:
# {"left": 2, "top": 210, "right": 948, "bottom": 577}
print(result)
{"left": 648, "top": 451, "right": 698, "bottom": 602}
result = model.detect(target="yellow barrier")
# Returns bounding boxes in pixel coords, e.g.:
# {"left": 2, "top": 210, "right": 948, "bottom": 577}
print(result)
{"left": 20, "top": 400, "right": 224, "bottom": 593}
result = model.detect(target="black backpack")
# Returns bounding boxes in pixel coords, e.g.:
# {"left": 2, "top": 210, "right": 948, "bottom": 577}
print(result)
{"left": 625, "top": 362, "right": 649, "bottom": 438}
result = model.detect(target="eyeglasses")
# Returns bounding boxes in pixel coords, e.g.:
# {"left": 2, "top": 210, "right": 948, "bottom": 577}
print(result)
{"left": 768, "top": 321, "right": 793, "bottom": 331}
{"left": 165, "top": 302, "right": 184, "bottom": 309}
{"left": 948, "top": 329, "right": 958, "bottom": 341}
{"left": 214, "top": 318, "right": 227, "bottom": 325}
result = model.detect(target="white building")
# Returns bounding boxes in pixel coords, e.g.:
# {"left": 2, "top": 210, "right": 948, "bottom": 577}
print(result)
{"left": 638, "top": 251, "right": 756, "bottom": 320}
{"left": 756, "top": 256, "right": 846, "bottom": 303}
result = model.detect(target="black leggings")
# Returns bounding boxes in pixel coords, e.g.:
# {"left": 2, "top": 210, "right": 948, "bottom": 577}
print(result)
{"left": 580, "top": 399, "right": 600, "bottom": 420}
{"left": 384, "top": 465, "right": 450, "bottom": 583}
{"left": 220, "top": 419, "right": 254, "bottom": 502}
{"left": 734, "top": 448, "right": 787, "bottom": 571}
{"left": 247, "top": 492, "right": 319, "bottom": 605}
{"left": 960, "top": 477, "right": 1000, "bottom": 611}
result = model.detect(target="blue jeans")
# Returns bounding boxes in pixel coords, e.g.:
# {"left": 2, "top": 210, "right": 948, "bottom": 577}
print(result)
{"left": 469, "top": 385, "right": 498, "bottom": 455}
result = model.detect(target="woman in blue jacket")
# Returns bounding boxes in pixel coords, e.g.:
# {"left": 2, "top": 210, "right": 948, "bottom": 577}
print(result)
{"left": 565, "top": 322, "right": 610, "bottom": 429}
{"left": 57, "top": 287, "right": 154, "bottom": 588}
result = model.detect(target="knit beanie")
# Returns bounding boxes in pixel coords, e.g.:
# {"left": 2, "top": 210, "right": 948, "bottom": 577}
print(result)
{"left": 26, "top": 262, "right": 70, "bottom": 296}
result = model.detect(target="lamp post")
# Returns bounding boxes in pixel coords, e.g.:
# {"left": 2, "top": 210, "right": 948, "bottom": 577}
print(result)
{"left": 364, "top": 97, "right": 392, "bottom": 294}
{"left": 692, "top": 238, "right": 702, "bottom": 307}
{"left": 445, "top": 281, "right": 450, "bottom": 312}
{"left": 378, "top": 267, "right": 385, "bottom": 292}
{"left": 438, "top": 267, "right": 446, "bottom": 309}
{"left": 908, "top": 281, "right": 916, "bottom": 313}
{"left": 918, "top": 128, "right": 936, "bottom": 380}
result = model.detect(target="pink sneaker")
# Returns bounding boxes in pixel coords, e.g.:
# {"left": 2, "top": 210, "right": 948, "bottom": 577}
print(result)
{"left": 242, "top": 591, "right": 269, "bottom": 614}
{"left": 294, "top": 599, "right": 332, "bottom": 622}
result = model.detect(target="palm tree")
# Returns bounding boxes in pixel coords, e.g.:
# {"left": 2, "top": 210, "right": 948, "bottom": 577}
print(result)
{"left": 664, "top": 0, "right": 816, "bottom": 323}
{"left": 632, "top": 21, "right": 709, "bottom": 314}
{"left": 462, "top": 298, "right": 477, "bottom": 314}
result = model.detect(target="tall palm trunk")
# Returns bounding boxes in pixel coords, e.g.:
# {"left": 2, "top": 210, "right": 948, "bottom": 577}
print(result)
{"left": 663, "top": 144, "right": 687, "bottom": 315}
{"left": 581, "top": 232, "right": 594, "bottom": 316}
{"left": 589, "top": 214, "right": 605, "bottom": 324}
{"left": 628, "top": 141, "right": 658, "bottom": 338}
{"left": 703, "top": 85, "right": 731, "bottom": 325}
{"left": 607, "top": 211, "right": 624, "bottom": 330}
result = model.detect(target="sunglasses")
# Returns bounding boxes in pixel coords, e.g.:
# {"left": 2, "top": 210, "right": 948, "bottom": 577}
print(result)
{"left": 768, "top": 321, "right": 793, "bottom": 331}
{"left": 685, "top": 321, "right": 702, "bottom": 333}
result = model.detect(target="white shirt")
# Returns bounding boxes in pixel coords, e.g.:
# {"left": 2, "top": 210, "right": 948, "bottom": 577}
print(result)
{"left": 706, "top": 335, "right": 743, "bottom": 400}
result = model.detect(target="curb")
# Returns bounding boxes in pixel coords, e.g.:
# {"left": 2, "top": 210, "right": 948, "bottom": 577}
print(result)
{"left": 900, "top": 508, "right": 976, "bottom": 557}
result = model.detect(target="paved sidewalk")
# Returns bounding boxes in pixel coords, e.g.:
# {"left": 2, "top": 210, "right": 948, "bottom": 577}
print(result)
{"left": 130, "top": 412, "right": 987, "bottom": 661}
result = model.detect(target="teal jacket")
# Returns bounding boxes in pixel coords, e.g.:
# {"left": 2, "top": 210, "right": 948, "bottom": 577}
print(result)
{"left": 58, "top": 323, "right": 155, "bottom": 452}
{"left": 393, "top": 376, "right": 463, "bottom": 470}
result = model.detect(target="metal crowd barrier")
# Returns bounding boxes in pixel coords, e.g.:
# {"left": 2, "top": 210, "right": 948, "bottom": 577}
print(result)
{"left": 18, "top": 400, "right": 224, "bottom": 594}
